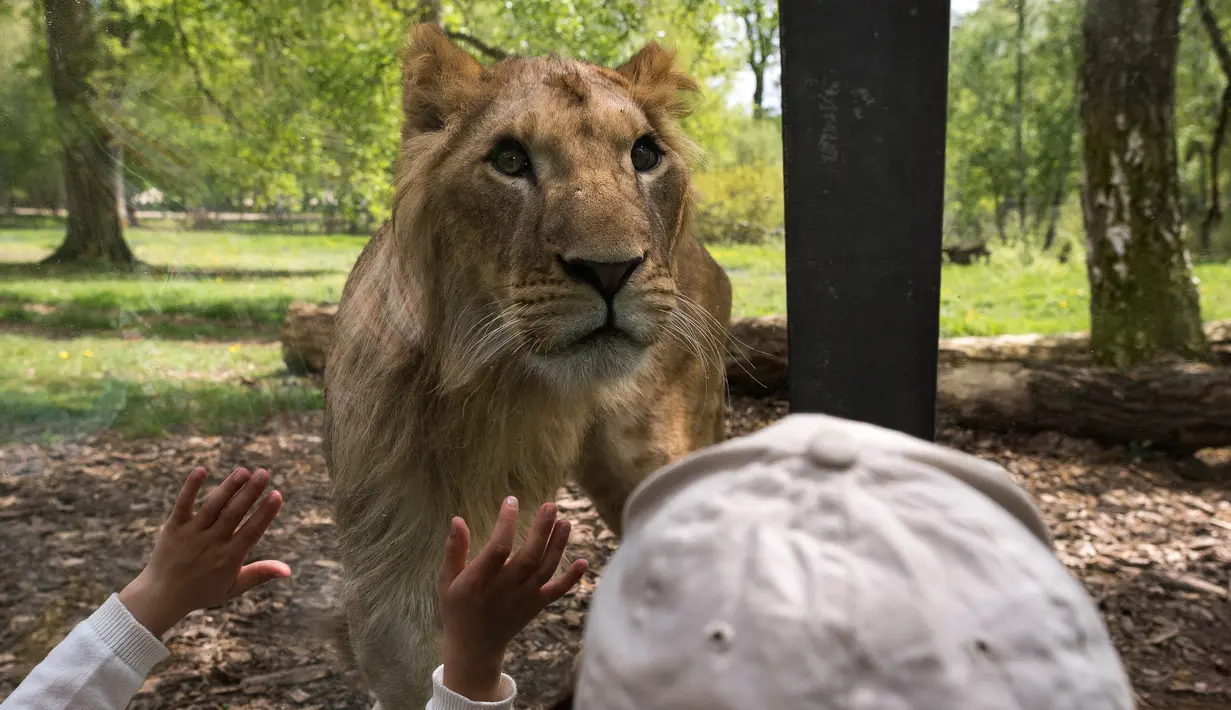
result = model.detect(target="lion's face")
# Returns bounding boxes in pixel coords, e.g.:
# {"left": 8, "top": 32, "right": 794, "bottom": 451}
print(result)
{"left": 395, "top": 28, "right": 702, "bottom": 391}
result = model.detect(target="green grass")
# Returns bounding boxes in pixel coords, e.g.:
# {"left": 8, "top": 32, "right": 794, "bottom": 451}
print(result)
{"left": 0, "top": 333, "right": 319, "bottom": 443}
{"left": 0, "top": 228, "right": 362, "bottom": 340}
{"left": 0, "top": 227, "right": 351, "bottom": 442}
{"left": 2, "top": 225, "right": 1230, "bottom": 443}
{"left": 939, "top": 248, "right": 1231, "bottom": 336}
{"left": 707, "top": 242, "right": 786, "bottom": 318}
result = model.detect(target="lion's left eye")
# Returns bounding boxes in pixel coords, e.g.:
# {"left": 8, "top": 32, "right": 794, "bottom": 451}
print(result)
{"left": 489, "top": 139, "right": 533, "bottom": 178}
{"left": 631, "top": 136, "right": 662, "bottom": 172}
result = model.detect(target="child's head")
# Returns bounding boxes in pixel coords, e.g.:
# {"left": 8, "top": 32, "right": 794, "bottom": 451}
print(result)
{"left": 574, "top": 414, "right": 1133, "bottom": 709}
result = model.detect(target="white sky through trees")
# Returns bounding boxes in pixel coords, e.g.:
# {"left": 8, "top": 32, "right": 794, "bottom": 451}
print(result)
{"left": 732, "top": 0, "right": 983, "bottom": 114}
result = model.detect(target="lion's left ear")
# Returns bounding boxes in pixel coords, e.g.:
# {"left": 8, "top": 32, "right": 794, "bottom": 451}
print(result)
{"left": 614, "top": 42, "right": 700, "bottom": 119}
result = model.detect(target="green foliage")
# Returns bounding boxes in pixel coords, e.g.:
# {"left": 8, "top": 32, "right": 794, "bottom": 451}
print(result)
{"left": 1177, "top": 0, "right": 1231, "bottom": 256}
{"left": 944, "top": 0, "right": 1083, "bottom": 247}
{"left": 450, "top": 0, "right": 646, "bottom": 65}
{"left": 0, "top": 0, "right": 797, "bottom": 239}
{"left": 0, "top": 332, "right": 321, "bottom": 443}
{"left": 0, "top": 1, "right": 60, "bottom": 208}
{"left": 693, "top": 163, "right": 783, "bottom": 244}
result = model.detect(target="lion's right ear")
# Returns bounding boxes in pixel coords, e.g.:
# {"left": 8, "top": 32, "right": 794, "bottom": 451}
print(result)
{"left": 401, "top": 23, "right": 484, "bottom": 142}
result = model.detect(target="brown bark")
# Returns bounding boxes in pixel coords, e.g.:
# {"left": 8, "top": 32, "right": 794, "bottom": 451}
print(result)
{"left": 1198, "top": 0, "right": 1230, "bottom": 254}
{"left": 937, "top": 359, "right": 1231, "bottom": 454}
{"left": 738, "top": 0, "right": 777, "bottom": 120}
{"left": 443, "top": 30, "right": 508, "bottom": 61}
{"left": 1079, "top": 0, "right": 1206, "bottom": 367}
{"left": 41, "top": 0, "right": 137, "bottom": 267}
{"left": 281, "top": 302, "right": 338, "bottom": 375}
{"left": 282, "top": 305, "right": 1231, "bottom": 451}
{"left": 1015, "top": 0, "right": 1027, "bottom": 233}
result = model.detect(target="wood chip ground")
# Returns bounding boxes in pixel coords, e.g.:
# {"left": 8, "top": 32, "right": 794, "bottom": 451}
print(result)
{"left": 2, "top": 397, "right": 1229, "bottom": 709}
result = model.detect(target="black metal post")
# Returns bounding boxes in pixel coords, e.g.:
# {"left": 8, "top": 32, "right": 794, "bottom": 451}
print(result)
{"left": 778, "top": 1, "right": 951, "bottom": 440}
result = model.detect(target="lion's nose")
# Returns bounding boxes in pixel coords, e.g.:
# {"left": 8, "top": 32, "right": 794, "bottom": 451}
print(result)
{"left": 559, "top": 256, "right": 644, "bottom": 301}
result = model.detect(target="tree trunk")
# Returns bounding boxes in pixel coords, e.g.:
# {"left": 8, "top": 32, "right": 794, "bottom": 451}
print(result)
{"left": 1183, "top": 140, "right": 1208, "bottom": 220}
{"left": 1015, "top": 0, "right": 1027, "bottom": 233}
{"left": 1200, "top": 87, "right": 1230, "bottom": 254}
{"left": 114, "top": 142, "right": 127, "bottom": 227}
{"left": 994, "top": 194, "right": 1009, "bottom": 242}
{"left": 740, "top": 0, "right": 773, "bottom": 120}
{"left": 1198, "top": 0, "right": 1230, "bottom": 255}
{"left": 1079, "top": 0, "right": 1206, "bottom": 367}
{"left": 41, "top": 0, "right": 136, "bottom": 267}
{"left": 1042, "top": 134, "right": 1073, "bottom": 251}
{"left": 751, "top": 62, "right": 766, "bottom": 120}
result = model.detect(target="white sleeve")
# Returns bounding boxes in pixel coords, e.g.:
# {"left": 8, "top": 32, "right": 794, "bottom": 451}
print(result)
{"left": 424, "top": 665, "right": 516, "bottom": 710}
{"left": 0, "top": 594, "right": 170, "bottom": 710}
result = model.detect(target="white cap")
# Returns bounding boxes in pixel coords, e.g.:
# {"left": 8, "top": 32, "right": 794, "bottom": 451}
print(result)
{"left": 575, "top": 413, "right": 1134, "bottom": 709}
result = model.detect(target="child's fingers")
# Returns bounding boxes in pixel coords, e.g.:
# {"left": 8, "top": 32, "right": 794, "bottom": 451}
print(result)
{"left": 194, "top": 468, "right": 251, "bottom": 527}
{"left": 230, "top": 559, "right": 292, "bottom": 598}
{"left": 438, "top": 516, "right": 471, "bottom": 590}
{"left": 232, "top": 489, "right": 284, "bottom": 551}
{"left": 214, "top": 469, "right": 271, "bottom": 533}
{"left": 538, "top": 559, "right": 588, "bottom": 603}
{"left": 528, "top": 519, "right": 573, "bottom": 588}
{"left": 470, "top": 497, "right": 519, "bottom": 580}
{"left": 169, "top": 467, "right": 207, "bottom": 525}
{"left": 504, "top": 502, "right": 557, "bottom": 582}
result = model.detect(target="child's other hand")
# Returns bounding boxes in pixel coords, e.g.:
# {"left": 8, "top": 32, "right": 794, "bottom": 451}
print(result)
{"left": 439, "top": 497, "right": 588, "bottom": 702}
{"left": 118, "top": 467, "right": 291, "bottom": 637}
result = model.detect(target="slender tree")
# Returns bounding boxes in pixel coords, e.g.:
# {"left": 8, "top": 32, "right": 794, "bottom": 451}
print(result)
{"left": 1015, "top": 0, "right": 1027, "bottom": 232}
{"left": 733, "top": 0, "right": 778, "bottom": 119}
{"left": 1080, "top": 0, "right": 1207, "bottom": 366}
{"left": 1197, "top": 0, "right": 1230, "bottom": 254}
{"left": 41, "top": 0, "right": 136, "bottom": 266}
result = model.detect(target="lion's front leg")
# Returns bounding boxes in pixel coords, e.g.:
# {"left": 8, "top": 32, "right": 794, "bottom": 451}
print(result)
{"left": 342, "top": 563, "right": 444, "bottom": 710}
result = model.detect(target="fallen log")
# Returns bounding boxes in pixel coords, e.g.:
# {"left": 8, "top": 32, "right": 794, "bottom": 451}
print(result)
{"left": 281, "top": 301, "right": 337, "bottom": 375}
{"left": 281, "top": 302, "right": 1231, "bottom": 451}
{"left": 936, "top": 359, "right": 1231, "bottom": 453}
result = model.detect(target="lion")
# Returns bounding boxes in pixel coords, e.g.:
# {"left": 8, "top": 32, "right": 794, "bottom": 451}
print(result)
{"left": 322, "top": 23, "right": 732, "bottom": 709}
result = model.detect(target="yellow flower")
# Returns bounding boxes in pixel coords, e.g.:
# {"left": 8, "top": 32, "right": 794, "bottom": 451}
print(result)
{"left": 58, "top": 351, "right": 69, "bottom": 359}
{"left": 216, "top": 276, "right": 223, "bottom": 283}
{"left": 1059, "top": 300, "right": 1068, "bottom": 309}
{"left": 229, "top": 344, "right": 241, "bottom": 353}
{"left": 82, "top": 350, "right": 94, "bottom": 358}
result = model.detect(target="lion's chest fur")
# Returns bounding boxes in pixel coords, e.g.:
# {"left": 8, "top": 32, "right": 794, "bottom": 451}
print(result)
{"left": 425, "top": 386, "right": 597, "bottom": 524}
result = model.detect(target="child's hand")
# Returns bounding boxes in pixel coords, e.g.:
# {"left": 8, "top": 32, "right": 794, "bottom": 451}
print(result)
{"left": 118, "top": 467, "right": 291, "bottom": 637}
{"left": 439, "top": 497, "right": 588, "bottom": 702}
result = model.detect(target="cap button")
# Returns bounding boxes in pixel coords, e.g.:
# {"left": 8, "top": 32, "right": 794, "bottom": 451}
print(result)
{"left": 806, "top": 431, "right": 859, "bottom": 470}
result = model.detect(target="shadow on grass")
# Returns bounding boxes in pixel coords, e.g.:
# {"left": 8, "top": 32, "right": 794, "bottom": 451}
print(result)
{"left": 0, "top": 314, "right": 281, "bottom": 342}
{"left": 0, "top": 375, "right": 323, "bottom": 445}
{"left": 0, "top": 262, "right": 340, "bottom": 281}
{"left": 1, "top": 293, "right": 300, "bottom": 337}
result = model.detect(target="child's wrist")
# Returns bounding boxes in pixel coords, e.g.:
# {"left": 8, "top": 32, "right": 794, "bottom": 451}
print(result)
{"left": 118, "top": 575, "right": 185, "bottom": 638}
{"left": 441, "top": 646, "right": 506, "bottom": 701}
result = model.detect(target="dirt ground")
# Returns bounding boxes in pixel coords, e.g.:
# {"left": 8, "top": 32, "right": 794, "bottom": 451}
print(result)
{"left": 2, "top": 396, "right": 1230, "bottom": 709}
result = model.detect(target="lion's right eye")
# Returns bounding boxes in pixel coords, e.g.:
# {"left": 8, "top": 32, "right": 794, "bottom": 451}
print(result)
{"left": 489, "top": 139, "right": 532, "bottom": 178}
